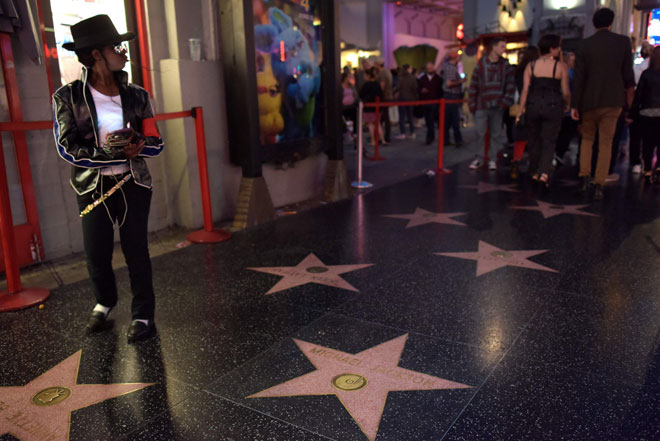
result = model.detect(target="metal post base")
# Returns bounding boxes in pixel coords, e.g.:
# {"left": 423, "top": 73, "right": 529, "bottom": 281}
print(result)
{"left": 187, "top": 229, "right": 232, "bottom": 244}
{"left": 351, "top": 181, "right": 373, "bottom": 189}
{"left": 0, "top": 287, "right": 50, "bottom": 312}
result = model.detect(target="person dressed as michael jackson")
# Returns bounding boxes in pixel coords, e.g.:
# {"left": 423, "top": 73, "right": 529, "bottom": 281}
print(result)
{"left": 52, "top": 15, "right": 163, "bottom": 342}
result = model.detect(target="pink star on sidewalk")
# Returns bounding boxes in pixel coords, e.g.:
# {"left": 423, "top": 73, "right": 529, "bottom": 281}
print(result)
{"left": 248, "top": 334, "right": 471, "bottom": 441}
{"left": 0, "top": 351, "right": 153, "bottom": 441}
{"left": 435, "top": 240, "right": 558, "bottom": 276}
{"left": 510, "top": 200, "right": 598, "bottom": 219}
{"left": 247, "top": 253, "right": 373, "bottom": 295}
{"left": 459, "top": 182, "right": 520, "bottom": 194}
{"left": 382, "top": 207, "right": 467, "bottom": 228}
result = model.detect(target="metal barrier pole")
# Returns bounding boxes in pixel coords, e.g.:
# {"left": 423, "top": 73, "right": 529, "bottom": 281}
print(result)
{"left": 186, "top": 107, "right": 231, "bottom": 244}
{"left": 351, "top": 101, "right": 372, "bottom": 189}
{"left": 370, "top": 97, "right": 385, "bottom": 161}
{"left": 436, "top": 98, "right": 452, "bottom": 174}
{"left": 0, "top": 136, "right": 49, "bottom": 311}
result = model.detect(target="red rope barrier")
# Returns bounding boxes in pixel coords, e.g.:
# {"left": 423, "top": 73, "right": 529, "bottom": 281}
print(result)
{"left": 0, "top": 107, "right": 228, "bottom": 311}
{"left": 361, "top": 98, "right": 467, "bottom": 172}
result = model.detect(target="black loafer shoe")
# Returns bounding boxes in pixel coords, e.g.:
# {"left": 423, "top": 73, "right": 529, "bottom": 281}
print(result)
{"left": 127, "top": 320, "right": 155, "bottom": 343}
{"left": 86, "top": 310, "right": 111, "bottom": 332}
{"left": 578, "top": 176, "right": 590, "bottom": 193}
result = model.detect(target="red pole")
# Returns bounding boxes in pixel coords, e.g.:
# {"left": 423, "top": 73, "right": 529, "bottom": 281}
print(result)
{"left": 436, "top": 99, "right": 452, "bottom": 174}
{"left": 135, "top": 0, "right": 154, "bottom": 97}
{"left": 186, "top": 107, "right": 231, "bottom": 244}
{"left": 34, "top": 0, "right": 54, "bottom": 98}
{"left": 0, "top": 136, "right": 49, "bottom": 311}
{"left": 0, "top": 33, "right": 44, "bottom": 261}
{"left": 0, "top": 136, "right": 20, "bottom": 294}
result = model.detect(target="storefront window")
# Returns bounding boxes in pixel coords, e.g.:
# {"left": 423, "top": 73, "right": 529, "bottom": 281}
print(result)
{"left": 253, "top": 0, "right": 323, "bottom": 145}
{"left": 51, "top": 0, "right": 131, "bottom": 85}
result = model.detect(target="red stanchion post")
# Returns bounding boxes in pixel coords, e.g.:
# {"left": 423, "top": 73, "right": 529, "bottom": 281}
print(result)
{"left": 186, "top": 107, "right": 231, "bottom": 244}
{"left": 436, "top": 98, "right": 452, "bottom": 174}
{"left": 135, "top": 0, "right": 154, "bottom": 97}
{"left": 0, "top": 136, "right": 49, "bottom": 311}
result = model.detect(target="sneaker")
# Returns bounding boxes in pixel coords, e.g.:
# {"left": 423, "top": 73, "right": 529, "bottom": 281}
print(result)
{"left": 632, "top": 164, "right": 642, "bottom": 174}
{"left": 469, "top": 158, "right": 482, "bottom": 169}
{"left": 605, "top": 173, "right": 620, "bottom": 183}
{"left": 488, "top": 160, "right": 497, "bottom": 170}
{"left": 593, "top": 184, "right": 604, "bottom": 200}
{"left": 395, "top": 134, "right": 407, "bottom": 140}
{"left": 410, "top": 133, "right": 416, "bottom": 140}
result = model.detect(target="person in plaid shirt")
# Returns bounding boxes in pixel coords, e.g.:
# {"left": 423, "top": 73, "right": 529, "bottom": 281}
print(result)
{"left": 467, "top": 37, "right": 516, "bottom": 170}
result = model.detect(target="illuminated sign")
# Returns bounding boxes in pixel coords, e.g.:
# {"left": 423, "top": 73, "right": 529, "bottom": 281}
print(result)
{"left": 649, "top": 9, "right": 660, "bottom": 45}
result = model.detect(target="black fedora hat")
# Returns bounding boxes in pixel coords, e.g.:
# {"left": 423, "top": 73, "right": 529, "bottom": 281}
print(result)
{"left": 62, "top": 14, "right": 135, "bottom": 51}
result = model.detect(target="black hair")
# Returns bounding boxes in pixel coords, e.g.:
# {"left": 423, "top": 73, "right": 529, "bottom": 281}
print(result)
{"left": 538, "top": 34, "right": 561, "bottom": 55}
{"left": 593, "top": 8, "right": 614, "bottom": 29}
{"left": 75, "top": 47, "right": 101, "bottom": 68}
{"left": 489, "top": 37, "right": 506, "bottom": 52}
{"left": 516, "top": 45, "right": 540, "bottom": 75}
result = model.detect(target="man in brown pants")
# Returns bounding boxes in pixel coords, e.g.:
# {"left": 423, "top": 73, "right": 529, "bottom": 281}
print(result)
{"left": 571, "top": 7, "right": 634, "bottom": 200}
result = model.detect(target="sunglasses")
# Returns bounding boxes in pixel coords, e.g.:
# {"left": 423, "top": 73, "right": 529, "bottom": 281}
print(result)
{"left": 111, "top": 42, "right": 128, "bottom": 54}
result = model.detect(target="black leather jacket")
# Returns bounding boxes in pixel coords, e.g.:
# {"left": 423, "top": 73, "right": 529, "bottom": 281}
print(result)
{"left": 52, "top": 67, "right": 163, "bottom": 195}
{"left": 631, "top": 67, "right": 660, "bottom": 117}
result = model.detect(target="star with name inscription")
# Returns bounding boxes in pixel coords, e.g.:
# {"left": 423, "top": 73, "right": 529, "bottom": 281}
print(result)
{"left": 382, "top": 207, "right": 467, "bottom": 228}
{"left": 510, "top": 200, "right": 598, "bottom": 219}
{"left": 248, "top": 334, "right": 471, "bottom": 441}
{"left": 435, "top": 240, "right": 558, "bottom": 276}
{"left": 0, "top": 350, "right": 153, "bottom": 441}
{"left": 247, "top": 253, "right": 373, "bottom": 295}
{"left": 459, "top": 181, "right": 520, "bottom": 194}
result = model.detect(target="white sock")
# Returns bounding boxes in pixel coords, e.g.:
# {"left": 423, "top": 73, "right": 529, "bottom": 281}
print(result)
{"left": 135, "top": 319, "right": 149, "bottom": 326}
{"left": 93, "top": 304, "right": 111, "bottom": 316}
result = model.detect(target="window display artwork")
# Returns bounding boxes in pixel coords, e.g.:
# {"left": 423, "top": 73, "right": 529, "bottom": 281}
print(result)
{"left": 649, "top": 9, "right": 660, "bottom": 45}
{"left": 254, "top": 0, "right": 323, "bottom": 144}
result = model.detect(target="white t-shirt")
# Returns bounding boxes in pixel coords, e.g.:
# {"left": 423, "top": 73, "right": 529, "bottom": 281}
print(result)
{"left": 89, "top": 85, "right": 130, "bottom": 176}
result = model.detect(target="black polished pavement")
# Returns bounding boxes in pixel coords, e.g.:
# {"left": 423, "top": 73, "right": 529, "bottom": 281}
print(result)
{"left": 2, "top": 156, "right": 660, "bottom": 441}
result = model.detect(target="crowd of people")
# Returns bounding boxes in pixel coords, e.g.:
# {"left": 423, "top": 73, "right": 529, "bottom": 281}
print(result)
{"left": 342, "top": 6, "right": 658, "bottom": 201}
{"left": 341, "top": 56, "right": 453, "bottom": 148}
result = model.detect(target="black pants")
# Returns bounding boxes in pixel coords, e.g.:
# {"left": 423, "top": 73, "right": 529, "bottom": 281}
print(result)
{"left": 380, "top": 104, "right": 391, "bottom": 142}
{"left": 424, "top": 104, "right": 438, "bottom": 143}
{"left": 555, "top": 115, "right": 579, "bottom": 159}
{"left": 641, "top": 116, "right": 660, "bottom": 172}
{"left": 342, "top": 107, "right": 357, "bottom": 131}
{"left": 77, "top": 175, "right": 155, "bottom": 320}
{"left": 629, "top": 118, "right": 642, "bottom": 167}
{"left": 399, "top": 105, "right": 414, "bottom": 135}
{"left": 444, "top": 92, "right": 463, "bottom": 144}
{"left": 526, "top": 103, "right": 562, "bottom": 176}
